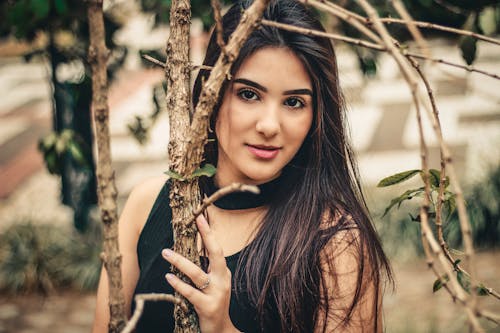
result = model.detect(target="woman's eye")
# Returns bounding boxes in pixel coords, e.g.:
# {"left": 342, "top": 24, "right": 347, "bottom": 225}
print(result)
{"left": 238, "top": 89, "right": 259, "bottom": 101}
{"left": 284, "top": 97, "right": 305, "bottom": 108}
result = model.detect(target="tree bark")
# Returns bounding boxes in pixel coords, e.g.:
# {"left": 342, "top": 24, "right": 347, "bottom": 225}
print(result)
{"left": 166, "top": 0, "right": 270, "bottom": 331}
{"left": 164, "top": 1, "right": 201, "bottom": 332}
{"left": 87, "top": 0, "right": 127, "bottom": 332}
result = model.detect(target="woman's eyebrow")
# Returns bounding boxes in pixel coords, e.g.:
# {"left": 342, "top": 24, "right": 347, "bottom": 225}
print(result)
{"left": 233, "top": 78, "right": 267, "bottom": 92}
{"left": 283, "top": 88, "right": 312, "bottom": 96}
{"left": 233, "top": 78, "right": 312, "bottom": 96}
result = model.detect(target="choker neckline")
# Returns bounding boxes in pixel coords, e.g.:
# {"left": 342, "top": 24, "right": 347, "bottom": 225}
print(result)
{"left": 204, "top": 176, "right": 282, "bottom": 210}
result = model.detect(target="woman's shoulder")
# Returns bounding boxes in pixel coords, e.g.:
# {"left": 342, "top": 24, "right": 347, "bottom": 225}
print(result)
{"left": 120, "top": 175, "right": 170, "bottom": 234}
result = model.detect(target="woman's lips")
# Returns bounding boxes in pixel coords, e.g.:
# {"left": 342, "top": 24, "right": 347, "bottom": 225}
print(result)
{"left": 246, "top": 144, "right": 281, "bottom": 159}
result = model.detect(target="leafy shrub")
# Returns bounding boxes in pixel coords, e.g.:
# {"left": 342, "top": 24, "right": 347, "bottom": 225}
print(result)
{"left": 0, "top": 222, "right": 102, "bottom": 294}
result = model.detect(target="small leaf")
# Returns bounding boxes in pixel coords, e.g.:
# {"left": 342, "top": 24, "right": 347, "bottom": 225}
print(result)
{"left": 459, "top": 35, "right": 477, "bottom": 66}
{"left": 377, "top": 169, "right": 421, "bottom": 187}
{"left": 164, "top": 170, "right": 185, "bottom": 181}
{"left": 68, "top": 141, "right": 88, "bottom": 167}
{"left": 38, "top": 132, "right": 57, "bottom": 151}
{"left": 457, "top": 270, "right": 471, "bottom": 292}
{"left": 433, "top": 274, "right": 448, "bottom": 293}
{"left": 189, "top": 164, "right": 217, "bottom": 179}
{"left": 55, "top": 137, "right": 67, "bottom": 155}
{"left": 428, "top": 169, "right": 441, "bottom": 188}
{"left": 476, "top": 284, "right": 489, "bottom": 296}
{"left": 453, "top": 259, "right": 461, "bottom": 270}
{"left": 382, "top": 187, "right": 424, "bottom": 217}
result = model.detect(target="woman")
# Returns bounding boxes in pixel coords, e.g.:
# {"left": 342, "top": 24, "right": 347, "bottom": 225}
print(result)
{"left": 92, "top": 0, "right": 391, "bottom": 332}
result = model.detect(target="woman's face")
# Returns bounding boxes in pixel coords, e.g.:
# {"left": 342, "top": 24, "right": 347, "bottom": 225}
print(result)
{"left": 215, "top": 47, "right": 313, "bottom": 186}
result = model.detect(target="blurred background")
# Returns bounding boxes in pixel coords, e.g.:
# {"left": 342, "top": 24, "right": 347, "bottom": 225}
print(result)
{"left": 0, "top": 0, "right": 499, "bottom": 332}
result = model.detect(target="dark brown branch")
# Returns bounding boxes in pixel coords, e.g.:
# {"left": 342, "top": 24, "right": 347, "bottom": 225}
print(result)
{"left": 142, "top": 54, "right": 213, "bottom": 72}
{"left": 87, "top": 0, "right": 126, "bottom": 332}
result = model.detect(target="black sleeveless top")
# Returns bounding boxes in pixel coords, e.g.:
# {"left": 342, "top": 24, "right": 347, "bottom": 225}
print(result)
{"left": 132, "top": 179, "right": 282, "bottom": 333}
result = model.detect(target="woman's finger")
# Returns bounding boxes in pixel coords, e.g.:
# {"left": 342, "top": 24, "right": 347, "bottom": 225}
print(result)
{"left": 196, "top": 214, "right": 227, "bottom": 273}
{"left": 162, "top": 248, "right": 210, "bottom": 289}
{"left": 165, "top": 273, "right": 205, "bottom": 306}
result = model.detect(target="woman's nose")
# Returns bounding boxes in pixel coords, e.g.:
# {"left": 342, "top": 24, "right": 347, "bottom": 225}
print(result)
{"left": 255, "top": 105, "right": 280, "bottom": 138}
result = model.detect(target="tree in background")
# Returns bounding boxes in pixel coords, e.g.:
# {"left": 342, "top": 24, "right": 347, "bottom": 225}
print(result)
{"left": 0, "top": 0, "right": 127, "bottom": 231}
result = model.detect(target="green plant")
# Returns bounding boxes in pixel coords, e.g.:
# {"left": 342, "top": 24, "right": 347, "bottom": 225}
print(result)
{"left": 0, "top": 222, "right": 102, "bottom": 294}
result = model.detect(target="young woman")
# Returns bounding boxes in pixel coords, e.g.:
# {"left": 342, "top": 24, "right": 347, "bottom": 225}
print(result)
{"left": 92, "top": 1, "right": 392, "bottom": 332}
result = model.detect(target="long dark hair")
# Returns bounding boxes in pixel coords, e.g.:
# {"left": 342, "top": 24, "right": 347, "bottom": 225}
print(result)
{"left": 194, "top": 1, "right": 392, "bottom": 331}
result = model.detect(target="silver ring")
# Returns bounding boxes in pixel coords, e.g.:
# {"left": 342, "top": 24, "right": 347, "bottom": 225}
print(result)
{"left": 197, "top": 277, "right": 210, "bottom": 290}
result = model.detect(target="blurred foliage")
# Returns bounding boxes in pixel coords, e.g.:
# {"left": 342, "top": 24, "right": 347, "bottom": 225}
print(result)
{"left": 38, "top": 129, "right": 91, "bottom": 175}
{"left": 0, "top": 221, "right": 102, "bottom": 294}
{"left": 0, "top": 0, "right": 127, "bottom": 231}
{"left": 377, "top": 164, "right": 500, "bottom": 259}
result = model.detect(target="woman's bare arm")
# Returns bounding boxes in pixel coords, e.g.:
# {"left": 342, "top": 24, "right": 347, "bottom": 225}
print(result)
{"left": 315, "top": 220, "right": 383, "bottom": 333}
{"left": 92, "top": 176, "right": 167, "bottom": 333}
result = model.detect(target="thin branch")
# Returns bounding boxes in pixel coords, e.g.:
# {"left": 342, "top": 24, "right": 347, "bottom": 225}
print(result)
{"left": 211, "top": 0, "right": 226, "bottom": 51}
{"left": 379, "top": 17, "right": 500, "bottom": 46}
{"left": 192, "top": 183, "right": 260, "bottom": 218}
{"left": 405, "top": 51, "right": 500, "bottom": 80}
{"left": 121, "top": 294, "right": 188, "bottom": 333}
{"left": 261, "top": 19, "right": 385, "bottom": 51}
{"left": 142, "top": 54, "right": 213, "bottom": 72}
{"left": 389, "top": 0, "right": 431, "bottom": 56}
{"left": 299, "top": 0, "right": 381, "bottom": 43}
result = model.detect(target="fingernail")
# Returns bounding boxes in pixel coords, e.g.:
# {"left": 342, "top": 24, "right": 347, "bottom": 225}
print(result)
{"left": 162, "top": 249, "right": 173, "bottom": 258}
{"left": 165, "top": 273, "right": 175, "bottom": 281}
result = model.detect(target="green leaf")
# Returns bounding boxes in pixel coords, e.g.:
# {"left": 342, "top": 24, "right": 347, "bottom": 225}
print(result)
{"left": 54, "top": 0, "right": 68, "bottom": 15}
{"left": 377, "top": 169, "right": 421, "bottom": 187}
{"left": 189, "top": 164, "right": 217, "bottom": 179}
{"left": 433, "top": 274, "right": 449, "bottom": 293}
{"left": 453, "top": 259, "right": 461, "bottom": 270}
{"left": 38, "top": 132, "right": 57, "bottom": 151}
{"left": 460, "top": 35, "right": 477, "bottom": 66}
{"left": 55, "top": 137, "right": 67, "bottom": 155}
{"left": 164, "top": 170, "right": 185, "bottom": 181}
{"left": 457, "top": 270, "right": 471, "bottom": 292}
{"left": 476, "top": 284, "right": 489, "bottom": 296}
{"left": 428, "top": 169, "right": 441, "bottom": 188}
{"left": 382, "top": 187, "right": 425, "bottom": 217}
{"left": 68, "top": 141, "right": 87, "bottom": 167}
{"left": 30, "top": 0, "right": 50, "bottom": 20}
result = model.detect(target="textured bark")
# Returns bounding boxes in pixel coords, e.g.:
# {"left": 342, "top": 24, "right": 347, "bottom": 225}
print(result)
{"left": 166, "top": 0, "right": 270, "bottom": 331}
{"left": 165, "top": 1, "right": 201, "bottom": 332}
{"left": 87, "top": 1, "right": 127, "bottom": 332}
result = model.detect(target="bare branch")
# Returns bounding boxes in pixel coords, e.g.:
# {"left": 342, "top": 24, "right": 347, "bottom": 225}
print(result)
{"left": 192, "top": 183, "right": 260, "bottom": 218}
{"left": 121, "top": 294, "right": 189, "bottom": 333}
{"left": 261, "top": 19, "right": 385, "bottom": 51}
{"left": 379, "top": 17, "right": 500, "bottom": 46}
{"left": 405, "top": 51, "right": 500, "bottom": 80}
{"left": 389, "top": 0, "right": 430, "bottom": 56}
{"left": 142, "top": 54, "right": 213, "bottom": 72}
{"left": 87, "top": 0, "right": 126, "bottom": 331}
{"left": 299, "top": 0, "right": 381, "bottom": 43}
{"left": 211, "top": 0, "right": 226, "bottom": 51}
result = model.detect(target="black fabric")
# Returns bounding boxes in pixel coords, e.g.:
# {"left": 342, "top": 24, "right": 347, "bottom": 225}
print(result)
{"left": 132, "top": 180, "right": 280, "bottom": 333}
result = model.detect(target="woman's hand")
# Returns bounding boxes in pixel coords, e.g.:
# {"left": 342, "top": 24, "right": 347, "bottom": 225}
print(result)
{"left": 162, "top": 215, "right": 240, "bottom": 333}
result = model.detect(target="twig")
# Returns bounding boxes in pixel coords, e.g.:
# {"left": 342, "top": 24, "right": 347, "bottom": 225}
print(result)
{"left": 121, "top": 294, "right": 188, "bottom": 333}
{"left": 211, "top": 0, "right": 226, "bottom": 51}
{"left": 389, "top": 0, "right": 430, "bottom": 56}
{"left": 299, "top": 0, "right": 381, "bottom": 43}
{"left": 142, "top": 54, "right": 213, "bottom": 72}
{"left": 405, "top": 51, "right": 500, "bottom": 80}
{"left": 379, "top": 17, "right": 500, "bottom": 46}
{"left": 192, "top": 183, "right": 260, "bottom": 218}
{"left": 261, "top": 19, "right": 384, "bottom": 51}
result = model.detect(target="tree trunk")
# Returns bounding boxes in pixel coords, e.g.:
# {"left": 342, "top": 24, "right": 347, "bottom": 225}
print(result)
{"left": 87, "top": 0, "right": 127, "bottom": 332}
